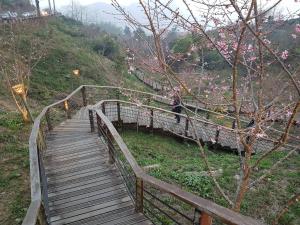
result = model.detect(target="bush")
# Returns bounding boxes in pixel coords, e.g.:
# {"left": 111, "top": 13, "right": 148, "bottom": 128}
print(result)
{"left": 172, "top": 35, "right": 194, "bottom": 53}
{"left": 91, "top": 35, "right": 119, "bottom": 60}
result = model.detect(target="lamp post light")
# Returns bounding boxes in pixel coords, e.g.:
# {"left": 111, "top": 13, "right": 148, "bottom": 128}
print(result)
{"left": 72, "top": 69, "right": 81, "bottom": 89}
{"left": 12, "top": 84, "right": 34, "bottom": 123}
{"left": 72, "top": 69, "right": 80, "bottom": 77}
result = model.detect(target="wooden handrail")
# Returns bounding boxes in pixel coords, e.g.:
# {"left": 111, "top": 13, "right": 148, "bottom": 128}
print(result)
{"left": 23, "top": 85, "right": 298, "bottom": 225}
{"left": 93, "top": 100, "right": 265, "bottom": 225}
{"left": 94, "top": 100, "right": 298, "bottom": 150}
{"left": 134, "top": 71, "right": 300, "bottom": 139}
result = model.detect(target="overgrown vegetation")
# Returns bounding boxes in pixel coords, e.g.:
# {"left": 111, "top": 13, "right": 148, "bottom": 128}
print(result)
{"left": 121, "top": 130, "right": 300, "bottom": 225}
{"left": 0, "top": 112, "right": 30, "bottom": 225}
{"left": 0, "top": 16, "right": 142, "bottom": 225}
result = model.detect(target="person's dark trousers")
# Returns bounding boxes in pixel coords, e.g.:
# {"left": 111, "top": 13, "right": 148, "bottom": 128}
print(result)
{"left": 174, "top": 106, "right": 182, "bottom": 123}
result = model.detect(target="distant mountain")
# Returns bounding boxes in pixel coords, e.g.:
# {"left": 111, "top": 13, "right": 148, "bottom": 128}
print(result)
{"left": 60, "top": 2, "right": 147, "bottom": 28}
{"left": 0, "top": 0, "right": 34, "bottom": 13}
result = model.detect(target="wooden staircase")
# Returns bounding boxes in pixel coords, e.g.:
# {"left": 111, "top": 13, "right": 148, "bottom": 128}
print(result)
{"left": 44, "top": 108, "right": 152, "bottom": 225}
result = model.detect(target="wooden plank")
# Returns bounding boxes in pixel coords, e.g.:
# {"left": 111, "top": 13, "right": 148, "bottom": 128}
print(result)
{"left": 48, "top": 179, "right": 124, "bottom": 201}
{"left": 49, "top": 184, "right": 125, "bottom": 206}
{"left": 63, "top": 206, "right": 136, "bottom": 225}
{"left": 50, "top": 199, "right": 133, "bottom": 224}
{"left": 50, "top": 191, "right": 129, "bottom": 216}
{"left": 49, "top": 188, "right": 127, "bottom": 211}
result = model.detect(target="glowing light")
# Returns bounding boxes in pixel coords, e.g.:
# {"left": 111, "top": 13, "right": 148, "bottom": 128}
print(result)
{"left": 12, "top": 84, "right": 25, "bottom": 95}
{"left": 41, "top": 11, "right": 49, "bottom": 16}
{"left": 73, "top": 69, "right": 80, "bottom": 77}
{"left": 64, "top": 101, "right": 69, "bottom": 110}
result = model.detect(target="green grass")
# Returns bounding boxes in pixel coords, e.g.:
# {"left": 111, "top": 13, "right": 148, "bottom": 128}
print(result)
{"left": 0, "top": 112, "right": 31, "bottom": 225}
{"left": 0, "top": 17, "right": 145, "bottom": 225}
{"left": 120, "top": 129, "right": 300, "bottom": 225}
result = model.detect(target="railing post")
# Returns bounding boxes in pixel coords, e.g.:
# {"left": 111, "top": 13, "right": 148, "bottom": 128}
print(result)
{"left": 45, "top": 109, "right": 53, "bottom": 131}
{"left": 215, "top": 126, "right": 220, "bottom": 144}
{"left": 135, "top": 177, "right": 144, "bottom": 213}
{"left": 185, "top": 117, "right": 189, "bottom": 137}
{"left": 37, "top": 203, "right": 48, "bottom": 225}
{"left": 64, "top": 100, "right": 71, "bottom": 119}
{"left": 206, "top": 112, "right": 210, "bottom": 120}
{"left": 204, "top": 112, "right": 210, "bottom": 126}
{"left": 200, "top": 212, "right": 212, "bottom": 225}
{"left": 232, "top": 119, "right": 236, "bottom": 129}
{"left": 102, "top": 102, "right": 106, "bottom": 115}
{"left": 107, "top": 130, "right": 115, "bottom": 164}
{"left": 194, "top": 209, "right": 212, "bottom": 225}
{"left": 89, "top": 109, "right": 95, "bottom": 132}
{"left": 96, "top": 114, "right": 101, "bottom": 137}
{"left": 150, "top": 109, "right": 154, "bottom": 132}
{"left": 81, "top": 86, "right": 87, "bottom": 106}
{"left": 116, "top": 92, "right": 122, "bottom": 129}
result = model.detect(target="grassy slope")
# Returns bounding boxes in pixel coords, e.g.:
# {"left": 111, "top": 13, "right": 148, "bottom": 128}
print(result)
{"left": 121, "top": 130, "right": 299, "bottom": 225}
{"left": 0, "top": 17, "right": 144, "bottom": 225}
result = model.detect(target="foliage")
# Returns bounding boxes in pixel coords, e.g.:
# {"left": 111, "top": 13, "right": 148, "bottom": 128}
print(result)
{"left": 91, "top": 35, "right": 120, "bottom": 60}
{"left": 121, "top": 130, "right": 300, "bottom": 224}
{"left": 0, "top": 112, "right": 31, "bottom": 225}
{"left": 171, "top": 35, "right": 194, "bottom": 53}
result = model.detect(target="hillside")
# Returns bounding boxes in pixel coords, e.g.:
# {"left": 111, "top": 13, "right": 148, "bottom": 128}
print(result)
{"left": 0, "top": 16, "right": 144, "bottom": 225}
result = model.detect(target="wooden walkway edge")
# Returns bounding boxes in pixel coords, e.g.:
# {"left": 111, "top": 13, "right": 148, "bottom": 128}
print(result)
{"left": 45, "top": 108, "right": 152, "bottom": 225}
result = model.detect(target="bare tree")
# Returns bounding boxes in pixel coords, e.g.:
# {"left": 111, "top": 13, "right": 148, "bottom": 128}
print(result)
{"left": 0, "top": 21, "right": 51, "bottom": 123}
{"left": 112, "top": 0, "right": 300, "bottom": 217}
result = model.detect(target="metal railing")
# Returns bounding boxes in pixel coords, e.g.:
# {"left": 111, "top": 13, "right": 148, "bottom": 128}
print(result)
{"left": 94, "top": 100, "right": 297, "bottom": 153}
{"left": 23, "top": 85, "right": 298, "bottom": 225}
{"left": 90, "top": 100, "right": 266, "bottom": 225}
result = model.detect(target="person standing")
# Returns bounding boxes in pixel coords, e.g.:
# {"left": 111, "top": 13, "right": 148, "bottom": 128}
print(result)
{"left": 172, "top": 91, "right": 182, "bottom": 123}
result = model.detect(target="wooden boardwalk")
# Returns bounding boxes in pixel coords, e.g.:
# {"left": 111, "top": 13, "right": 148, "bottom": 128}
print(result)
{"left": 44, "top": 108, "right": 152, "bottom": 225}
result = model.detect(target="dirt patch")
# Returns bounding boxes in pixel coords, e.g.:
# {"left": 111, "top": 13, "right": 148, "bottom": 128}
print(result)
{"left": 0, "top": 98, "right": 16, "bottom": 112}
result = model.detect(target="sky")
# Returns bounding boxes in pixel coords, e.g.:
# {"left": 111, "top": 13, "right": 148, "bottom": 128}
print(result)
{"left": 39, "top": 0, "right": 136, "bottom": 8}
{"left": 38, "top": 0, "right": 300, "bottom": 14}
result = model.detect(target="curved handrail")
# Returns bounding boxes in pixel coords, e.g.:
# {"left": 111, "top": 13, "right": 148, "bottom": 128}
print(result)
{"left": 95, "top": 100, "right": 298, "bottom": 151}
{"left": 23, "top": 85, "right": 298, "bottom": 225}
{"left": 93, "top": 100, "right": 265, "bottom": 225}
{"left": 22, "top": 85, "right": 85, "bottom": 225}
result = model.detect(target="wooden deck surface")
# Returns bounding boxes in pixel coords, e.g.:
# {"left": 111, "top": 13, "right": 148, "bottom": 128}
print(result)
{"left": 45, "top": 108, "right": 152, "bottom": 225}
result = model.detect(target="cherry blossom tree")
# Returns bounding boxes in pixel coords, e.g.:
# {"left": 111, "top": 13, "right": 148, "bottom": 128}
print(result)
{"left": 112, "top": 0, "right": 300, "bottom": 222}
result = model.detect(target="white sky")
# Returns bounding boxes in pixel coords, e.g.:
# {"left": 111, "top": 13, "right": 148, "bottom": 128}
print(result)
{"left": 38, "top": 0, "right": 300, "bottom": 13}
{"left": 39, "top": 0, "right": 136, "bottom": 8}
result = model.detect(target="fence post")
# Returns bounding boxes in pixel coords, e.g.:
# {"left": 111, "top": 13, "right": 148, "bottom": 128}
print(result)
{"left": 200, "top": 212, "right": 212, "bottom": 225}
{"left": 89, "top": 109, "right": 94, "bottom": 132}
{"left": 135, "top": 177, "right": 144, "bottom": 213}
{"left": 193, "top": 209, "right": 212, "bottom": 225}
{"left": 102, "top": 102, "right": 106, "bottom": 115}
{"left": 81, "top": 86, "right": 87, "bottom": 107}
{"left": 96, "top": 114, "right": 101, "bottom": 137}
{"left": 45, "top": 109, "right": 53, "bottom": 131}
{"left": 150, "top": 109, "right": 154, "bottom": 132}
{"left": 37, "top": 203, "right": 48, "bottom": 225}
{"left": 232, "top": 120, "right": 236, "bottom": 129}
{"left": 64, "top": 100, "right": 71, "bottom": 119}
{"left": 116, "top": 91, "right": 122, "bottom": 129}
{"left": 107, "top": 130, "right": 115, "bottom": 164}
{"left": 185, "top": 117, "right": 189, "bottom": 137}
{"left": 215, "top": 126, "right": 220, "bottom": 144}
{"left": 204, "top": 112, "right": 210, "bottom": 126}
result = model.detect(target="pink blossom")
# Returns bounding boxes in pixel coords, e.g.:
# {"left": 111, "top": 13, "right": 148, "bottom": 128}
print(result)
{"left": 256, "top": 133, "right": 267, "bottom": 138}
{"left": 232, "top": 42, "right": 238, "bottom": 51}
{"left": 286, "top": 111, "right": 293, "bottom": 117}
{"left": 263, "top": 39, "right": 271, "bottom": 45}
{"left": 219, "top": 32, "right": 226, "bottom": 39}
{"left": 281, "top": 50, "right": 289, "bottom": 60}
{"left": 295, "top": 24, "right": 300, "bottom": 33}
{"left": 247, "top": 44, "right": 254, "bottom": 51}
{"left": 249, "top": 56, "right": 257, "bottom": 61}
